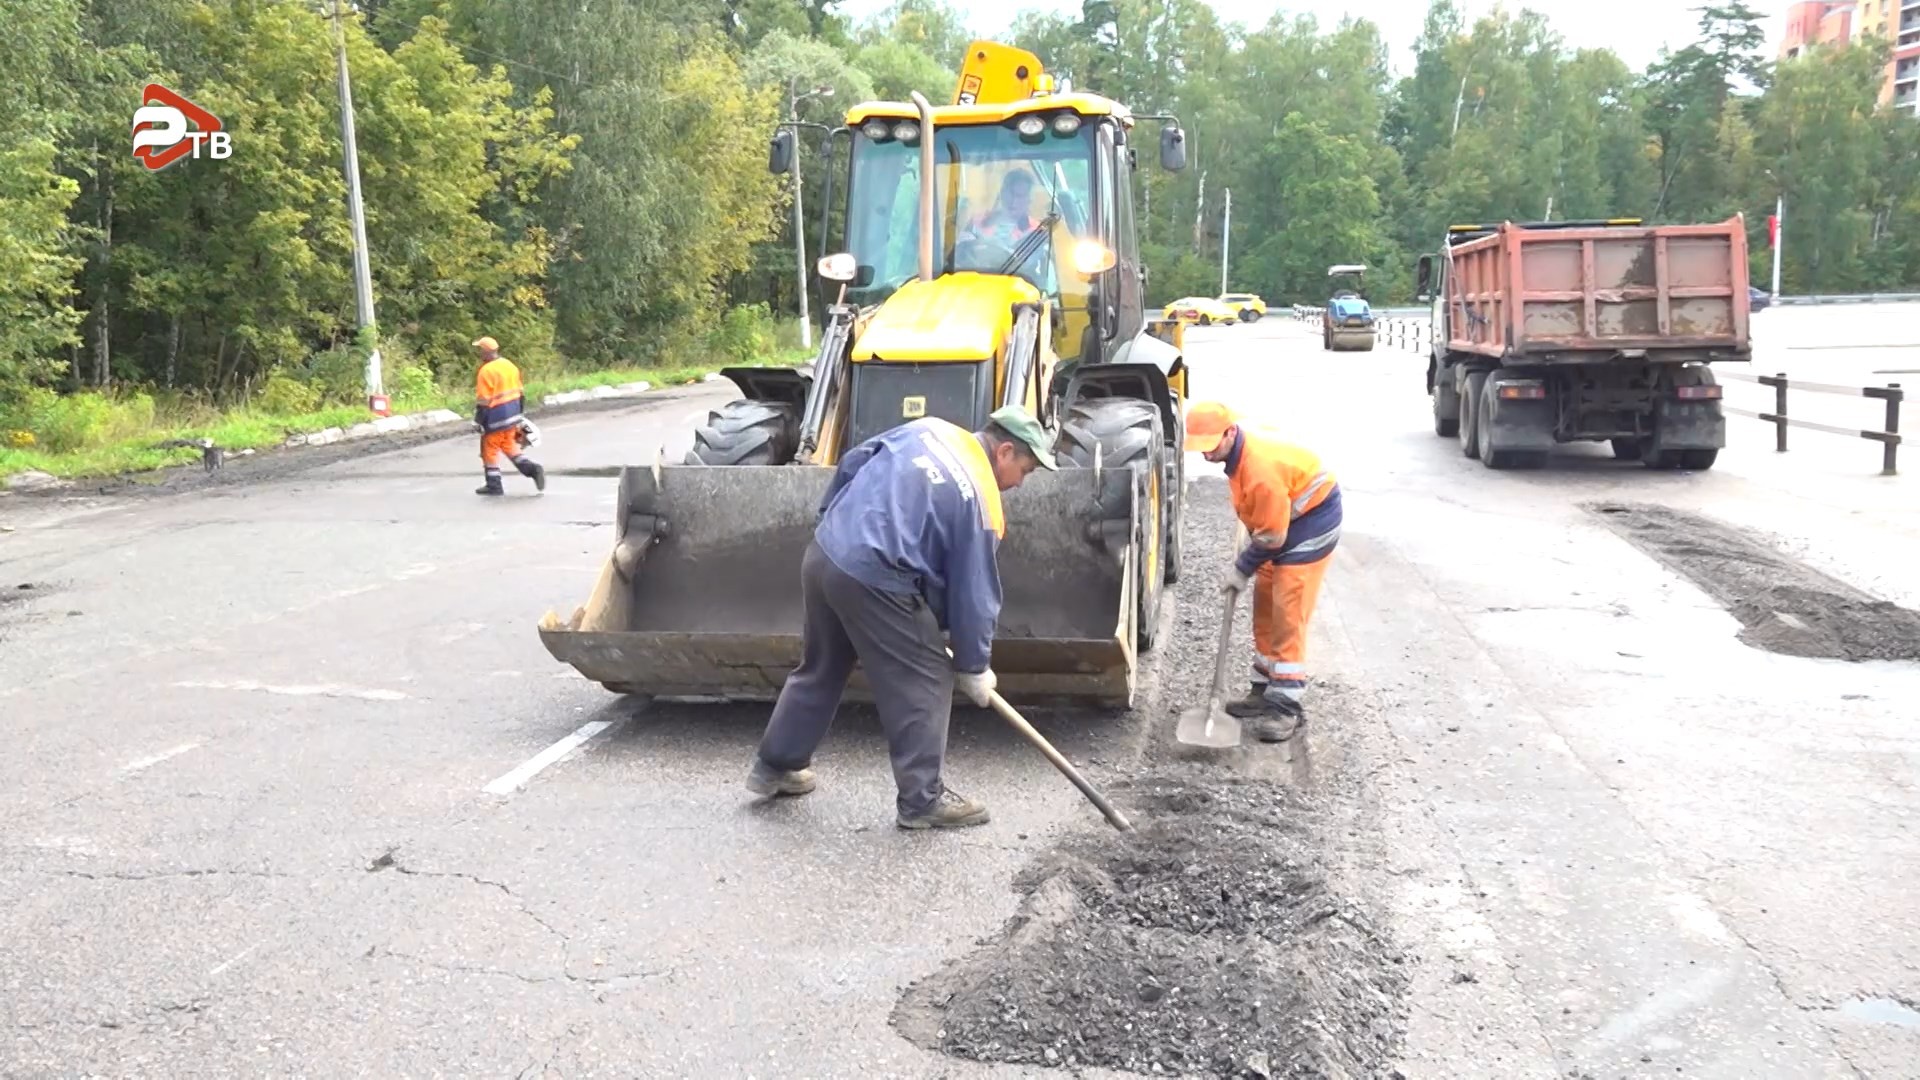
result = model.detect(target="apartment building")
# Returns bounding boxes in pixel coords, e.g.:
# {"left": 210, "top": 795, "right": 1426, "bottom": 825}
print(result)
{"left": 1777, "top": 0, "right": 1920, "bottom": 115}
{"left": 1779, "top": 1, "right": 1856, "bottom": 58}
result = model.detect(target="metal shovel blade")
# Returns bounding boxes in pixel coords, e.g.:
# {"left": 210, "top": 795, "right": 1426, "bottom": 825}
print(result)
{"left": 1175, "top": 697, "right": 1242, "bottom": 748}
{"left": 1175, "top": 580, "right": 1246, "bottom": 749}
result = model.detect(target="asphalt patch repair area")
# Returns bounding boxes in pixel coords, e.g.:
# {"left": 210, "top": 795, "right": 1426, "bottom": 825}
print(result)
{"left": 1586, "top": 501, "right": 1920, "bottom": 662}
{"left": 894, "top": 477, "right": 1408, "bottom": 1079}
{"left": 892, "top": 771, "right": 1406, "bottom": 1078}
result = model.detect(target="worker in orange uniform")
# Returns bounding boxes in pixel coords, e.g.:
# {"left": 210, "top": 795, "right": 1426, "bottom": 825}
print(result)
{"left": 472, "top": 336, "right": 545, "bottom": 497}
{"left": 1183, "top": 401, "right": 1341, "bottom": 742}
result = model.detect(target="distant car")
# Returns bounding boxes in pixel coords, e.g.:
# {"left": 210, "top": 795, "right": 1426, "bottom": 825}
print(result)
{"left": 1749, "top": 285, "right": 1773, "bottom": 312}
{"left": 1163, "top": 296, "right": 1238, "bottom": 326}
{"left": 1217, "top": 292, "right": 1267, "bottom": 322}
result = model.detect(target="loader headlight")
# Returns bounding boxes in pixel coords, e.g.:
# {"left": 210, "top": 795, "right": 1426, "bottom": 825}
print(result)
{"left": 1051, "top": 113, "right": 1082, "bottom": 136}
{"left": 861, "top": 119, "right": 891, "bottom": 141}
{"left": 1071, "top": 240, "right": 1117, "bottom": 275}
{"left": 892, "top": 121, "right": 919, "bottom": 143}
{"left": 1016, "top": 115, "right": 1047, "bottom": 138}
{"left": 817, "top": 252, "right": 857, "bottom": 282}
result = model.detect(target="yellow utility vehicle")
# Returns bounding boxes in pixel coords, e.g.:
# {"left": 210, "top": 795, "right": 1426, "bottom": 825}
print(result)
{"left": 538, "top": 41, "right": 1192, "bottom": 709}
{"left": 1217, "top": 292, "right": 1267, "bottom": 322}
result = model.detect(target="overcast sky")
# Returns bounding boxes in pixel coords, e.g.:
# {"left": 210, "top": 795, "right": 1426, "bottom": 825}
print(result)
{"left": 839, "top": 1, "right": 1782, "bottom": 76}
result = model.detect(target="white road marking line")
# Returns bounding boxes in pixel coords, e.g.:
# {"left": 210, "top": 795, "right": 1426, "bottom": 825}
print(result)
{"left": 391, "top": 563, "right": 438, "bottom": 580}
{"left": 483, "top": 719, "right": 623, "bottom": 796}
{"left": 436, "top": 622, "right": 487, "bottom": 644}
{"left": 208, "top": 943, "right": 259, "bottom": 977}
{"left": 172, "top": 680, "right": 409, "bottom": 702}
{"left": 119, "top": 742, "right": 201, "bottom": 775}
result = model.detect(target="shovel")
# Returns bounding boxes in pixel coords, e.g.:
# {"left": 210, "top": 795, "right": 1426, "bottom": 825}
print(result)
{"left": 950, "top": 649, "right": 1133, "bottom": 832}
{"left": 1176, "top": 524, "right": 1248, "bottom": 749}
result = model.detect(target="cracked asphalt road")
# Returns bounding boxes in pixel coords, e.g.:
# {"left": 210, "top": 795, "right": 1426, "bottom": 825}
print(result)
{"left": 4, "top": 314, "right": 1920, "bottom": 1077}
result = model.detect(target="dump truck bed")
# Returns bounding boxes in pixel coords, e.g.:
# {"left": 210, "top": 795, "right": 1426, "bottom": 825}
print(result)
{"left": 1444, "top": 218, "right": 1751, "bottom": 362}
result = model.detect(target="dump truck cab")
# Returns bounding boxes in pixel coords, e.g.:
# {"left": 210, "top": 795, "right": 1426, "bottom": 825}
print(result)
{"left": 537, "top": 42, "right": 1194, "bottom": 709}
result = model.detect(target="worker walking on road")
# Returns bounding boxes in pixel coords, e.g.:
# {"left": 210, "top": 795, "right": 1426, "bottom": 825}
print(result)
{"left": 746, "top": 406, "right": 1057, "bottom": 830}
{"left": 472, "top": 336, "right": 545, "bottom": 496}
{"left": 1184, "top": 401, "right": 1341, "bottom": 743}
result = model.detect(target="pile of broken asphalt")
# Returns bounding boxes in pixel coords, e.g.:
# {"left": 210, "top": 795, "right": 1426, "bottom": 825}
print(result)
{"left": 894, "top": 482, "right": 1409, "bottom": 1079}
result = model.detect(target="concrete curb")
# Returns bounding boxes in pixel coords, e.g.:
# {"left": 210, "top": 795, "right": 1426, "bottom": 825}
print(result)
{"left": 284, "top": 406, "right": 465, "bottom": 449}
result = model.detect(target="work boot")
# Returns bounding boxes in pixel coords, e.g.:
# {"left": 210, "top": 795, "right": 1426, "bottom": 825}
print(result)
{"left": 1225, "top": 687, "right": 1305, "bottom": 743}
{"left": 744, "top": 759, "right": 816, "bottom": 797}
{"left": 475, "top": 480, "right": 504, "bottom": 497}
{"left": 514, "top": 456, "right": 546, "bottom": 492}
{"left": 897, "top": 788, "right": 991, "bottom": 830}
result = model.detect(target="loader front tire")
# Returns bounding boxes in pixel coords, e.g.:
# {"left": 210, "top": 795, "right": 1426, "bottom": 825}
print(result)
{"left": 1055, "top": 398, "right": 1168, "bottom": 655}
{"left": 685, "top": 399, "right": 799, "bottom": 467}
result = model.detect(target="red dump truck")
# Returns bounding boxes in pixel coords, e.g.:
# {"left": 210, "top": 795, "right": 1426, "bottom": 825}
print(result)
{"left": 1414, "top": 217, "right": 1752, "bottom": 470}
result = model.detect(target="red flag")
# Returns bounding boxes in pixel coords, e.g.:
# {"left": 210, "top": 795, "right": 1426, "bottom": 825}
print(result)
{"left": 1767, "top": 215, "right": 1779, "bottom": 248}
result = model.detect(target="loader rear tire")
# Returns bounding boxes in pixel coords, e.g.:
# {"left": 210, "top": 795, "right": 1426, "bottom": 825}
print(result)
{"left": 685, "top": 399, "right": 799, "bottom": 466}
{"left": 1055, "top": 397, "right": 1168, "bottom": 655}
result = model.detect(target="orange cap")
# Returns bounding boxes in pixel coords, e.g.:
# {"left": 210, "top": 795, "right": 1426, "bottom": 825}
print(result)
{"left": 1184, "top": 400, "right": 1236, "bottom": 453}
{"left": 472, "top": 336, "right": 499, "bottom": 352}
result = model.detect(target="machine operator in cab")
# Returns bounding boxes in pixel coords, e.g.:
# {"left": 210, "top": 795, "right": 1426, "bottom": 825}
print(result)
{"left": 745, "top": 406, "right": 1057, "bottom": 831}
{"left": 1184, "top": 401, "right": 1343, "bottom": 742}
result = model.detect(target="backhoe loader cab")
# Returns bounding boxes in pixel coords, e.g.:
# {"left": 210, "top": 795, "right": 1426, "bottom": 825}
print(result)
{"left": 538, "top": 42, "right": 1193, "bottom": 709}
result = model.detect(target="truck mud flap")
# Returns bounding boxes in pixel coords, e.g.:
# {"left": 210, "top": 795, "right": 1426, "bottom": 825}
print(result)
{"left": 538, "top": 462, "right": 1139, "bottom": 708}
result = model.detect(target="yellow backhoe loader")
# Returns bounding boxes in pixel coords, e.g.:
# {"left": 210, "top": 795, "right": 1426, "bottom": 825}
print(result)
{"left": 537, "top": 41, "right": 1192, "bottom": 709}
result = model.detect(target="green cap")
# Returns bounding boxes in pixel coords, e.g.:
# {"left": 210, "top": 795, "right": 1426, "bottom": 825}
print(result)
{"left": 988, "top": 406, "right": 1058, "bottom": 470}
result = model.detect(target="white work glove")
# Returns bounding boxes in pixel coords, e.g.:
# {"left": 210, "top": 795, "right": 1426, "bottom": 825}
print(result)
{"left": 954, "top": 669, "right": 997, "bottom": 708}
{"left": 1219, "top": 565, "right": 1251, "bottom": 596}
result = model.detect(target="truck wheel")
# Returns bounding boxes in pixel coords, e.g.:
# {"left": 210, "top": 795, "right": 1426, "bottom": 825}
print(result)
{"left": 1610, "top": 438, "right": 1643, "bottom": 461}
{"left": 1458, "top": 372, "right": 1486, "bottom": 459}
{"left": 1056, "top": 398, "right": 1166, "bottom": 654}
{"left": 1680, "top": 449, "right": 1719, "bottom": 470}
{"left": 684, "top": 399, "right": 799, "bottom": 466}
{"left": 1642, "top": 449, "right": 1683, "bottom": 470}
{"left": 1432, "top": 362, "right": 1460, "bottom": 437}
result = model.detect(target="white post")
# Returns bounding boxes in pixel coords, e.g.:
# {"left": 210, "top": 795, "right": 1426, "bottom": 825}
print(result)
{"left": 1771, "top": 193, "right": 1784, "bottom": 299}
{"left": 331, "top": 1, "right": 380, "bottom": 397}
{"left": 1220, "top": 187, "right": 1231, "bottom": 295}
{"left": 793, "top": 125, "right": 810, "bottom": 350}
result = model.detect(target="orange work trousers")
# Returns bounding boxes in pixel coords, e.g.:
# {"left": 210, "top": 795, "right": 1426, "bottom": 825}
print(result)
{"left": 480, "top": 428, "right": 520, "bottom": 471}
{"left": 1249, "top": 555, "right": 1334, "bottom": 704}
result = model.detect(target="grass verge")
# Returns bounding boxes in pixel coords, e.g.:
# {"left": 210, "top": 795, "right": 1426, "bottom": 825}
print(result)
{"left": 2, "top": 354, "right": 803, "bottom": 483}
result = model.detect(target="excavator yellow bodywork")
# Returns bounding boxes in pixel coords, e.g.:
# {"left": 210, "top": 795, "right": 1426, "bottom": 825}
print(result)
{"left": 538, "top": 42, "right": 1192, "bottom": 709}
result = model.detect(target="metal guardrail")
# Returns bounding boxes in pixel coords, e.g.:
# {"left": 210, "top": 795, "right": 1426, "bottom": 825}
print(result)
{"left": 1772, "top": 292, "right": 1920, "bottom": 306}
{"left": 1293, "top": 306, "right": 1906, "bottom": 475}
{"left": 1720, "top": 372, "right": 1904, "bottom": 475}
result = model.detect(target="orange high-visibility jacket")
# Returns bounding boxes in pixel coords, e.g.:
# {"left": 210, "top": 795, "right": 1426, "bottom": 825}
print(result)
{"left": 1226, "top": 426, "right": 1341, "bottom": 575}
{"left": 475, "top": 357, "right": 525, "bottom": 432}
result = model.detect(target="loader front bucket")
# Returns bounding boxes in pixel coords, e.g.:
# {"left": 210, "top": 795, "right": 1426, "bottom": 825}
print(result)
{"left": 538, "top": 460, "right": 1141, "bottom": 709}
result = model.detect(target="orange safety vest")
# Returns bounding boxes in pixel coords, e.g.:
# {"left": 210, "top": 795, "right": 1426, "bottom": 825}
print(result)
{"left": 1228, "top": 426, "right": 1337, "bottom": 547}
{"left": 475, "top": 357, "right": 525, "bottom": 432}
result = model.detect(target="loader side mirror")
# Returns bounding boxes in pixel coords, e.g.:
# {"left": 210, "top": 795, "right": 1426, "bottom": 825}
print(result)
{"left": 1160, "top": 125, "right": 1187, "bottom": 172}
{"left": 768, "top": 129, "right": 795, "bottom": 175}
{"left": 1414, "top": 254, "right": 1434, "bottom": 302}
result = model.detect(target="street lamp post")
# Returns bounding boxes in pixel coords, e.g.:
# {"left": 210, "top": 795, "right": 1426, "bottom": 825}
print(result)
{"left": 788, "top": 80, "right": 834, "bottom": 350}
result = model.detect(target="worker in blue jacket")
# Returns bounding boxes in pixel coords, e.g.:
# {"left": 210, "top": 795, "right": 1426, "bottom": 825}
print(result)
{"left": 747, "top": 405, "right": 1056, "bottom": 830}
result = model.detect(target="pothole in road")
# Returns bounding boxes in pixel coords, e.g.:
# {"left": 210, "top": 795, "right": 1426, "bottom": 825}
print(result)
{"left": 1586, "top": 502, "right": 1920, "bottom": 662}
{"left": 891, "top": 770, "right": 1407, "bottom": 1079}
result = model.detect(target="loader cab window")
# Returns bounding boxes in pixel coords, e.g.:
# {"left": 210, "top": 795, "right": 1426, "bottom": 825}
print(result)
{"left": 842, "top": 116, "right": 1100, "bottom": 308}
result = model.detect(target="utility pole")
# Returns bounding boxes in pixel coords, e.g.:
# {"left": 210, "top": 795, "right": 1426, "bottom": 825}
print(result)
{"left": 1192, "top": 170, "right": 1206, "bottom": 253}
{"left": 1220, "top": 188, "right": 1231, "bottom": 295}
{"left": 330, "top": 0, "right": 380, "bottom": 401}
{"left": 788, "top": 80, "right": 833, "bottom": 350}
